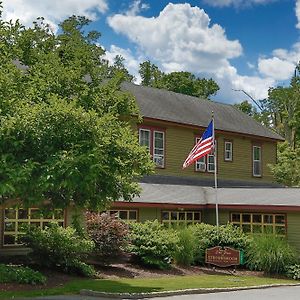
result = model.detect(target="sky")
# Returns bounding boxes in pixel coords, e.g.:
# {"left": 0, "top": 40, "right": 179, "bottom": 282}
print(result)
{"left": 2, "top": 0, "right": 299, "bottom": 104}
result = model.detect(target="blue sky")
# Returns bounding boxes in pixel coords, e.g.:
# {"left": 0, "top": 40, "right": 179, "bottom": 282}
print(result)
{"left": 3, "top": 0, "right": 300, "bottom": 104}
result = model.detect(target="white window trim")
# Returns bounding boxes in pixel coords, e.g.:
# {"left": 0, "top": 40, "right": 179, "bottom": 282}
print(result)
{"left": 153, "top": 130, "right": 165, "bottom": 168}
{"left": 195, "top": 137, "right": 216, "bottom": 172}
{"left": 253, "top": 145, "right": 262, "bottom": 177}
{"left": 195, "top": 156, "right": 206, "bottom": 172}
{"left": 138, "top": 128, "right": 151, "bottom": 149}
{"left": 207, "top": 154, "right": 215, "bottom": 173}
{"left": 224, "top": 141, "right": 233, "bottom": 161}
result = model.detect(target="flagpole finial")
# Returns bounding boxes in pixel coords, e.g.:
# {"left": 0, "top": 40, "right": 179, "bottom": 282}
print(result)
{"left": 211, "top": 110, "right": 214, "bottom": 119}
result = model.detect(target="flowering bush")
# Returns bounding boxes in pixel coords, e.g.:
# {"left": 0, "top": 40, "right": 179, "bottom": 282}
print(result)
{"left": 86, "top": 212, "right": 130, "bottom": 263}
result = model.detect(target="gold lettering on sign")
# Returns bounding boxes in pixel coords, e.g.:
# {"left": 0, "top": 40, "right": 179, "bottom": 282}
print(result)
{"left": 205, "top": 246, "right": 240, "bottom": 267}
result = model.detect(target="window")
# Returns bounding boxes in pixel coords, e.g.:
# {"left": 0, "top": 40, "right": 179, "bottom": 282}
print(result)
{"left": 195, "top": 156, "right": 206, "bottom": 172}
{"left": 106, "top": 210, "right": 138, "bottom": 222}
{"left": 195, "top": 137, "right": 215, "bottom": 172}
{"left": 153, "top": 131, "right": 164, "bottom": 167}
{"left": 253, "top": 145, "right": 262, "bottom": 177}
{"left": 231, "top": 213, "right": 286, "bottom": 235}
{"left": 3, "top": 208, "right": 64, "bottom": 246}
{"left": 224, "top": 141, "right": 233, "bottom": 161}
{"left": 162, "top": 210, "right": 201, "bottom": 227}
{"left": 139, "top": 129, "right": 150, "bottom": 149}
{"left": 139, "top": 127, "right": 165, "bottom": 168}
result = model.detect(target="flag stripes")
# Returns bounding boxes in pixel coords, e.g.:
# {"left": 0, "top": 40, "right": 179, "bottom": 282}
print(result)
{"left": 182, "top": 120, "right": 214, "bottom": 169}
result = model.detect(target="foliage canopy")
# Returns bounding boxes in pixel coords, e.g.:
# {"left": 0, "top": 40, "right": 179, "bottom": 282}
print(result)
{"left": 139, "top": 60, "right": 219, "bottom": 99}
{"left": 0, "top": 12, "right": 153, "bottom": 208}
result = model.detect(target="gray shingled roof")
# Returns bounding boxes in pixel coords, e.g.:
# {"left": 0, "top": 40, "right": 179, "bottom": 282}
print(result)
{"left": 122, "top": 82, "right": 284, "bottom": 141}
{"left": 131, "top": 183, "right": 300, "bottom": 207}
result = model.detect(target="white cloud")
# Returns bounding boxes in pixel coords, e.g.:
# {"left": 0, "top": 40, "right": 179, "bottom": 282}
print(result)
{"left": 126, "top": 0, "right": 150, "bottom": 16}
{"left": 108, "top": 3, "right": 242, "bottom": 74}
{"left": 2, "top": 0, "right": 108, "bottom": 32}
{"left": 258, "top": 57, "right": 295, "bottom": 80}
{"left": 202, "top": 0, "right": 277, "bottom": 8}
{"left": 104, "top": 45, "right": 144, "bottom": 83}
{"left": 108, "top": 3, "right": 274, "bottom": 103}
{"left": 247, "top": 62, "right": 255, "bottom": 69}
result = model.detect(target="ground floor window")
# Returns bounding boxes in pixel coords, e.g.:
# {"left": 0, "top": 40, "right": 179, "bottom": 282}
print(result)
{"left": 106, "top": 209, "right": 138, "bottom": 222}
{"left": 161, "top": 210, "right": 201, "bottom": 227}
{"left": 230, "top": 212, "right": 286, "bottom": 235}
{"left": 3, "top": 208, "right": 65, "bottom": 246}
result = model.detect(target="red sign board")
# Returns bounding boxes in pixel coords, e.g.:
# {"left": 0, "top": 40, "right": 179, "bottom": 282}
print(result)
{"left": 205, "top": 246, "right": 240, "bottom": 267}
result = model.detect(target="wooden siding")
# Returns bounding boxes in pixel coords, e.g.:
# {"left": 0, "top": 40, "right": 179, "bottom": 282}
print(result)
{"left": 202, "top": 208, "right": 229, "bottom": 225}
{"left": 139, "top": 207, "right": 161, "bottom": 222}
{"left": 137, "top": 120, "right": 277, "bottom": 182}
{"left": 286, "top": 212, "right": 300, "bottom": 254}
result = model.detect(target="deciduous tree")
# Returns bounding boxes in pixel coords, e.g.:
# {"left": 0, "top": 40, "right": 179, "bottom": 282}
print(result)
{"left": 0, "top": 13, "right": 153, "bottom": 209}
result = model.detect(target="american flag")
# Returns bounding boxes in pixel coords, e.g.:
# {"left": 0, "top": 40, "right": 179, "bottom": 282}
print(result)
{"left": 182, "top": 120, "right": 214, "bottom": 169}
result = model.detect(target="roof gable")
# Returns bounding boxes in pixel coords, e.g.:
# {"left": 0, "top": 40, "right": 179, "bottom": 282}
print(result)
{"left": 122, "top": 82, "right": 284, "bottom": 141}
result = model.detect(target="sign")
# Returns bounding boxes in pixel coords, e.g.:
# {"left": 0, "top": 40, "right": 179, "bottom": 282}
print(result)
{"left": 205, "top": 246, "right": 241, "bottom": 267}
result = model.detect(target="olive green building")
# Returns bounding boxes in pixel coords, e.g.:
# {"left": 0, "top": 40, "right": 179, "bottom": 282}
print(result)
{"left": 1, "top": 83, "right": 300, "bottom": 255}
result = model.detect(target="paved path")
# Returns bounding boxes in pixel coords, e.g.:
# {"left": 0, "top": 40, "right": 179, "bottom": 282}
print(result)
{"left": 150, "top": 286, "right": 300, "bottom": 300}
{"left": 21, "top": 285, "right": 300, "bottom": 300}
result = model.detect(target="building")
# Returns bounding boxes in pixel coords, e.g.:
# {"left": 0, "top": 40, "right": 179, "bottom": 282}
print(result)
{"left": 1, "top": 82, "right": 300, "bottom": 254}
{"left": 106, "top": 83, "right": 300, "bottom": 252}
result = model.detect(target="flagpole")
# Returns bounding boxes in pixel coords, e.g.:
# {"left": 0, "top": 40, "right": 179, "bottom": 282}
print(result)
{"left": 212, "top": 111, "right": 219, "bottom": 229}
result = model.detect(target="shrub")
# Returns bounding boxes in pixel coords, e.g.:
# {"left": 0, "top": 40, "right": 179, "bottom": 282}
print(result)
{"left": 245, "top": 234, "right": 297, "bottom": 274}
{"left": 174, "top": 227, "right": 197, "bottom": 266}
{"left": 22, "top": 223, "right": 95, "bottom": 277}
{"left": 127, "top": 220, "right": 179, "bottom": 269}
{"left": 192, "top": 223, "right": 250, "bottom": 264}
{"left": 86, "top": 212, "right": 129, "bottom": 263}
{"left": 0, "top": 264, "right": 46, "bottom": 285}
{"left": 286, "top": 264, "right": 300, "bottom": 280}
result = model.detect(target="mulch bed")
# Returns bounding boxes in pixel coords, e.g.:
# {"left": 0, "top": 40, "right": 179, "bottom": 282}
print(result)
{"left": 0, "top": 270, "right": 79, "bottom": 292}
{"left": 0, "top": 262, "right": 264, "bottom": 292}
{"left": 94, "top": 262, "right": 263, "bottom": 279}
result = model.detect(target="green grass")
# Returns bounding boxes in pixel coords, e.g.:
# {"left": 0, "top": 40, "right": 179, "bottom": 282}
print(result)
{"left": 0, "top": 275, "right": 297, "bottom": 299}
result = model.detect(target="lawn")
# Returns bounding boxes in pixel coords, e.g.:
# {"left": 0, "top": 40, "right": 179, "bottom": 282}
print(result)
{"left": 0, "top": 275, "right": 297, "bottom": 299}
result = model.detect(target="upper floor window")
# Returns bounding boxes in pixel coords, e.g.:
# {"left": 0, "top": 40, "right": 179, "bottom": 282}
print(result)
{"left": 195, "top": 137, "right": 215, "bottom": 173}
{"left": 139, "top": 127, "right": 165, "bottom": 168}
{"left": 253, "top": 145, "right": 262, "bottom": 177}
{"left": 224, "top": 141, "right": 233, "bottom": 161}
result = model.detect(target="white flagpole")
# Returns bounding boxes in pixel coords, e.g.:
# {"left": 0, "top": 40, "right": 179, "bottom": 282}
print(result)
{"left": 212, "top": 112, "right": 219, "bottom": 228}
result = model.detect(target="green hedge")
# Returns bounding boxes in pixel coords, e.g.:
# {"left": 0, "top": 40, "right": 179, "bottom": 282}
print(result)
{"left": 245, "top": 234, "right": 297, "bottom": 274}
{"left": 0, "top": 264, "right": 46, "bottom": 285}
{"left": 192, "top": 223, "right": 250, "bottom": 264}
{"left": 127, "top": 220, "right": 179, "bottom": 269}
{"left": 22, "top": 223, "right": 95, "bottom": 277}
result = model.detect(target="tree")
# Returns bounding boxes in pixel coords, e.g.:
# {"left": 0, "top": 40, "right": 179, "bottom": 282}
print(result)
{"left": 0, "top": 13, "right": 153, "bottom": 209}
{"left": 270, "top": 142, "right": 300, "bottom": 187}
{"left": 234, "top": 100, "right": 255, "bottom": 116}
{"left": 107, "top": 55, "right": 134, "bottom": 82}
{"left": 234, "top": 100, "right": 268, "bottom": 125}
{"left": 139, "top": 60, "right": 163, "bottom": 87}
{"left": 138, "top": 61, "right": 219, "bottom": 99}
